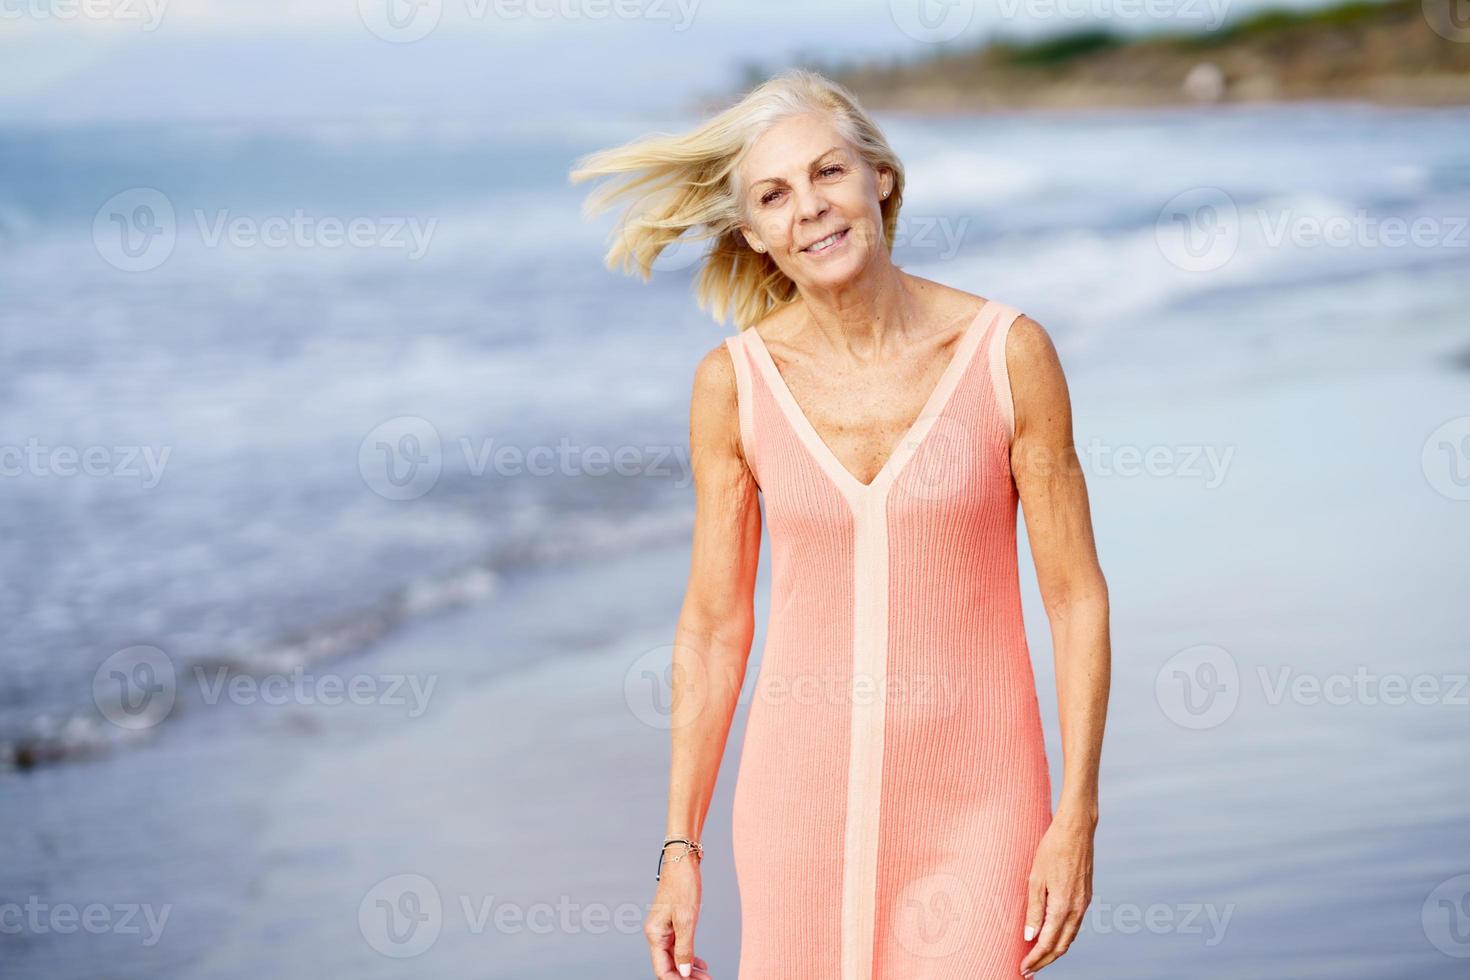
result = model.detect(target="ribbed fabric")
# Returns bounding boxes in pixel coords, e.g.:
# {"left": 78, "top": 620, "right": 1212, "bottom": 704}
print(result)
{"left": 723, "top": 300, "right": 1053, "bottom": 980}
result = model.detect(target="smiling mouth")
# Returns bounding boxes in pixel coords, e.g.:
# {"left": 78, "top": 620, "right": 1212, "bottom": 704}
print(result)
{"left": 802, "top": 228, "right": 850, "bottom": 254}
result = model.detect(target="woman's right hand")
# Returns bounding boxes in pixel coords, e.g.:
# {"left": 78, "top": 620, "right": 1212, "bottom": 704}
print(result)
{"left": 644, "top": 852, "right": 713, "bottom": 979}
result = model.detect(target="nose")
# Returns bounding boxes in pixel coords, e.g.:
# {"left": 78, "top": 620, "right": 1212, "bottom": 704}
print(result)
{"left": 791, "top": 180, "right": 829, "bottom": 225}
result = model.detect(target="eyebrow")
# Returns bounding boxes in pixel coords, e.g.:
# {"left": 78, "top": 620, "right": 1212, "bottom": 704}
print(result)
{"left": 749, "top": 146, "right": 846, "bottom": 194}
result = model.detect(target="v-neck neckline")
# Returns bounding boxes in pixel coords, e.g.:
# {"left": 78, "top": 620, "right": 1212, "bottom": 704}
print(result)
{"left": 743, "top": 299, "right": 996, "bottom": 499}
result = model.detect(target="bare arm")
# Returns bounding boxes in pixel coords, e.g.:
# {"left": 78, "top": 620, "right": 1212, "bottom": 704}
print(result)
{"left": 645, "top": 340, "right": 762, "bottom": 980}
{"left": 664, "top": 340, "right": 762, "bottom": 839}
{"left": 1010, "top": 315, "right": 1110, "bottom": 825}
{"left": 1010, "top": 315, "right": 1110, "bottom": 976}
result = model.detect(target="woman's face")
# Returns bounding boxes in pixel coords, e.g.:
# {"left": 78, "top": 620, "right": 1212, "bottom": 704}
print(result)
{"left": 737, "top": 111, "right": 890, "bottom": 290}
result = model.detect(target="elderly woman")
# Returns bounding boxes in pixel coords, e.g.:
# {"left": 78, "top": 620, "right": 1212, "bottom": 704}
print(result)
{"left": 571, "top": 69, "right": 1110, "bottom": 980}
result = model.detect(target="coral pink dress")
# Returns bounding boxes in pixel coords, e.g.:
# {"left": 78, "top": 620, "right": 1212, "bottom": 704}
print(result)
{"left": 722, "top": 299, "right": 1053, "bottom": 980}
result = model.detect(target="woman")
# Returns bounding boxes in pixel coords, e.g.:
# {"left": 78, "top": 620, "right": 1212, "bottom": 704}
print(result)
{"left": 570, "top": 69, "right": 1111, "bottom": 980}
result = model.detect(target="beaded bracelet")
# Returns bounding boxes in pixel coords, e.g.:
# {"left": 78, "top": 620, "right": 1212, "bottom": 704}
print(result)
{"left": 656, "top": 838, "right": 704, "bottom": 881}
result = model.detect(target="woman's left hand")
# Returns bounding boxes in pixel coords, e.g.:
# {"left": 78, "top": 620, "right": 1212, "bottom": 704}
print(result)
{"left": 1019, "top": 811, "right": 1095, "bottom": 977}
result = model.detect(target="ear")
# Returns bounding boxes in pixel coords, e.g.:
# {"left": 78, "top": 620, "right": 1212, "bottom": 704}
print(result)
{"left": 738, "top": 225, "right": 767, "bottom": 254}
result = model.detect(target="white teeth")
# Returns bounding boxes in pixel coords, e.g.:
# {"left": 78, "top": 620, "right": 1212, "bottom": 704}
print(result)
{"left": 806, "top": 230, "right": 844, "bottom": 252}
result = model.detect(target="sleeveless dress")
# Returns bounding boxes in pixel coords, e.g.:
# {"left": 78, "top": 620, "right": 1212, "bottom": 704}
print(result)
{"left": 721, "top": 299, "right": 1053, "bottom": 980}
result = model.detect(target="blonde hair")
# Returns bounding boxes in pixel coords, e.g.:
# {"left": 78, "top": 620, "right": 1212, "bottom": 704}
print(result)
{"left": 567, "top": 68, "right": 905, "bottom": 330}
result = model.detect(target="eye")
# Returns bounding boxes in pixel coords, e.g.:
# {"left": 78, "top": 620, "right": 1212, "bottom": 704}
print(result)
{"left": 819, "top": 164, "right": 844, "bottom": 177}
{"left": 760, "top": 189, "right": 782, "bottom": 205}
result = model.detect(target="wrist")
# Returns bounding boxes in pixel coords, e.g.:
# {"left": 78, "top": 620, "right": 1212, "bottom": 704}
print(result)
{"left": 1054, "top": 799, "right": 1098, "bottom": 828}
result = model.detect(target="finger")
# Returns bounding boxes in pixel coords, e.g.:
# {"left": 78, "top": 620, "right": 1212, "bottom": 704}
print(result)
{"left": 1022, "top": 874, "right": 1046, "bottom": 946}
{"left": 646, "top": 913, "right": 679, "bottom": 980}
{"left": 1040, "top": 906, "right": 1085, "bottom": 969}
{"left": 1024, "top": 898, "right": 1077, "bottom": 974}
{"left": 650, "top": 939, "right": 681, "bottom": 980}
{"left": 1021, "top": 893, "right": 1064, "bottom": 974}
{"left": 672, "top": 909, "right": 698, "bottom": 978}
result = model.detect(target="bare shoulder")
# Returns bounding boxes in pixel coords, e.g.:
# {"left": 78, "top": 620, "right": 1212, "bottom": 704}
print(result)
{"left": 690, "top": 337, "right": 747, "bottom": 462}
{"left": 1005, "top": 314, "right": 1072, "bottom": 429}
{"left": 692, "top": 338, "right": 737, "bottom": 410}
{"left": 1007, "top": 314, "right": 1061, "bottom": 369}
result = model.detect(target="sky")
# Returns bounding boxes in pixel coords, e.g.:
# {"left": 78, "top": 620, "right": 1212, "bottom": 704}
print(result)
{"left": 0, "top": 0, "right": 1340, "bottom": 124}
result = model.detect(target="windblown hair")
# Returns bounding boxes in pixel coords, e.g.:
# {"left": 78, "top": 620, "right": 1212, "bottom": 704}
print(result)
{"left": 567, "top": 68, "right": 905, "bottom": 330}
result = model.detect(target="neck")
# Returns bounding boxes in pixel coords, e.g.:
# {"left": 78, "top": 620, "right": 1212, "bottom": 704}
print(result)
{"left": 795, "top": 262, "right": 919, "bottom": 362}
